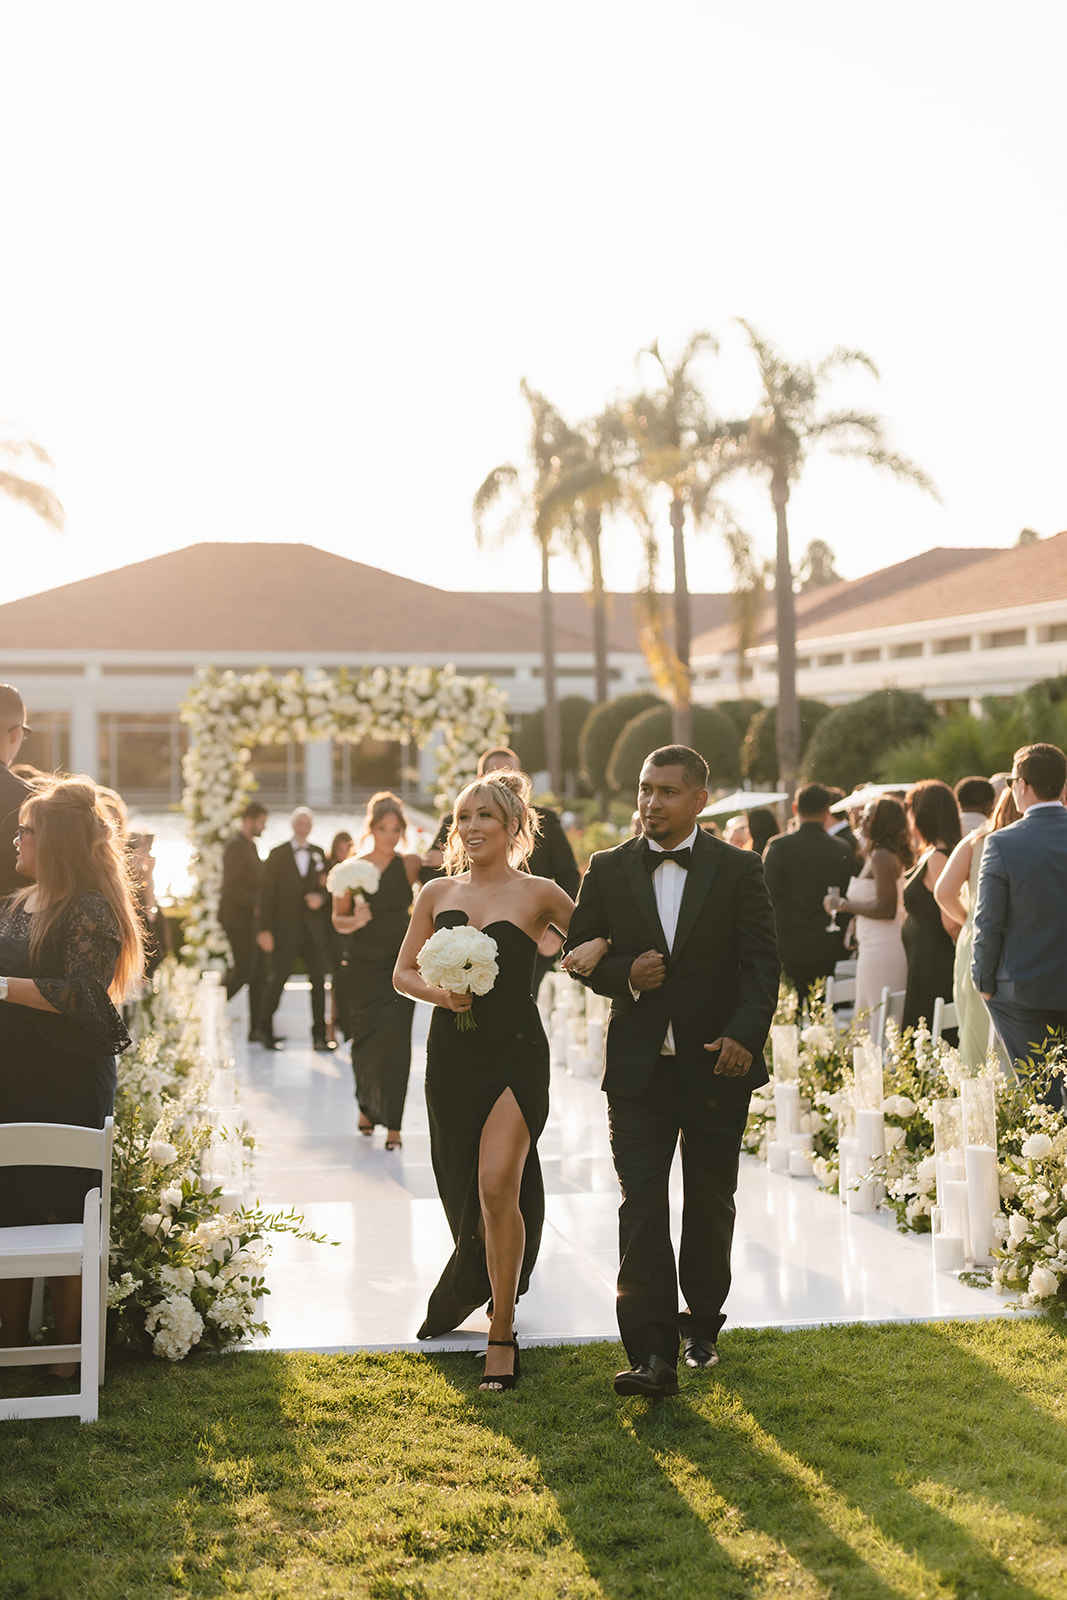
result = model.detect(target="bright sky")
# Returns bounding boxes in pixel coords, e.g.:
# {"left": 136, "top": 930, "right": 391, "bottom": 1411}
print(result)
{"left": 2, "top": 2, "right": 1064, "bottom": 609}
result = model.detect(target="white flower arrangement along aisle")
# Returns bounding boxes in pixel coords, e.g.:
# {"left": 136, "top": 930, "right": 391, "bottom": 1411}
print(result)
{"left": 107, "top": 962, "right": 332, "bottom": 1361}
{"left": 744, "top": 982, "right": 1067, "bottom": 1317}
{"left": 181, "top": 664, "right": 509, "bottom": 966}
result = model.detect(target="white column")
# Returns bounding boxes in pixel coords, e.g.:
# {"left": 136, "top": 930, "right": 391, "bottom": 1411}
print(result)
{"left": 304, "top": 739, "right": 332, "bottom": 808}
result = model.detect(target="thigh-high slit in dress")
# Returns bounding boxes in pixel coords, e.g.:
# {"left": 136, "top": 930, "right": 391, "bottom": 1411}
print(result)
{"left": 417, "top": 910, "right": 550, "bottom": 1339}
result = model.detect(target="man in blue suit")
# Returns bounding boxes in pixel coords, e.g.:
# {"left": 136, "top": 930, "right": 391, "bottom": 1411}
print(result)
{"left": 972, "top": 742, "right": 1067, "bottom": 1102}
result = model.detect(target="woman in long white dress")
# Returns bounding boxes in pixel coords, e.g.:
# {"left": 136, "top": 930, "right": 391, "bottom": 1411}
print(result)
{"left": 824, "top": 795, "right": 912, "bottom": 1024}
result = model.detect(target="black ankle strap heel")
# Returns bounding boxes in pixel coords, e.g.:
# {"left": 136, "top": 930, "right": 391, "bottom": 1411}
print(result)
{"left": 481, "top": 1337, "right": 521, "bottom": 1391}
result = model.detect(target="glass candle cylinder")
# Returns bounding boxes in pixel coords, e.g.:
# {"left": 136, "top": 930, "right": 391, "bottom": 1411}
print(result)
{"left": 774, "top": 1081, "right": 801, "bottom": 1138}
{"left": 931, "top": 1204, "right": 966, "bottom": 1272}
{"left": 771, "top": 1024, "right": 800, "bottom": 1082}
{"left": 961, "top": 1076, "right": 997, "bottom": 1153}
{"left": 853, "top": 1042, "right": 884, "bottom": 1111}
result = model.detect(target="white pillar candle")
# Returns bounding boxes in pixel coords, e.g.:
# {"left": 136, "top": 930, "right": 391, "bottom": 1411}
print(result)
{"left": 838, "top": 1137, "right": 858, "bottom": 1205}
{"left": 586, "top": 1019, "right": 605, "bottom": 1064}
{"left": 774, "top": 1081, "right": 801, "bottom": 1138}
{"left": 856, "top": 1108, "right": 885, "bottom": 1164}
{"left": 771, "top": 1024, "right": 799, "bottom": 1081}
{"left": 941, "top": 1177, "right": 972, "bottom": 1263}
{"left": 767, "top": 1140, "right": 792, "bottom": 1172}
{"left": 788, "top": 1133, "right": 815, "bottom": 1177}
{"left": 931, "top": 1203, "right": 966, "bottom": 1272}
{"left": 965, "top": 1144, "right": 1000, "bottom": 1266}
{"left": 847, "top": 1179, "right": 877, "bottom": 1214}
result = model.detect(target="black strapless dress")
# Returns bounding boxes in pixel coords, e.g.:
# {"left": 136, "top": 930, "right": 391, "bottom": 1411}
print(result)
{"left": 418, "top": 910, "right": 551, "bottom": 1339}
{"left": 335, "top": 855, "right": 415, "bottom": 1130}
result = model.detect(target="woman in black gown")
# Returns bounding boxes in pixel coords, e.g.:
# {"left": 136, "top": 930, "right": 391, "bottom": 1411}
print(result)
{"left": 902, "top": 779, "right": 962, "bottom": 1037}
{"left": 324, "top": 830, "right": 354, "bottom": 1047}
{"left": 331, "top": 795, "right": 421, "bottom": 1150}
{"left": 0, "top": 777, "right": 143, "bottom": 1373}
{"left": 393, "top": 771, "right": 576, "bottom": 1390}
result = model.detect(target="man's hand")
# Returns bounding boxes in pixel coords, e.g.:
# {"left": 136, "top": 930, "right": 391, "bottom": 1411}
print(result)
{"left": 705, "top": 1035, "right": 752, "bottom": 1076}
{"left": 256, "top": 931, "right": 274, "bottom": 954}
{"left": 629, "top": 950, "right": 666, "bottom": 992}
{"left": 305, "top": 891, "right": 325, "bottom": 911}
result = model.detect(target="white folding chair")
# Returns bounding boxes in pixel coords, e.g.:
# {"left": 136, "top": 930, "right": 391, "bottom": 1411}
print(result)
{"left": 0, "top": 1118, "right": 113, "bottom": 1424}
{"left": 825, "top": 970, "right": 857, "bottom": 1027}
{"left": 931, "top": 996, "right": 959, "bottom": 1042}
{"left": 871, "top": 986, "right": 906, "bottom": 1051}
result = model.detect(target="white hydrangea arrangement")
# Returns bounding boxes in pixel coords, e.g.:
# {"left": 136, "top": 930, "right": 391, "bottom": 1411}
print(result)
{"left": 180, "top": 664, "right": 509, "bottom": 965}
{"left": 416, "top": 925, "right": 499, "bottom": 1031}
{"left": 987, "top": 1101, "right": 1067, "bottom": 1313}
{"left": 326, "top": 856, "right": 381, "bottom": 901}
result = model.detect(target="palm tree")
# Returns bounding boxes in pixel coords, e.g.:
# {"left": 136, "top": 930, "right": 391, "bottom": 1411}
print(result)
{"left": 736, "top": 321, "right": 939, "bottom": 792}
{"left": 620, "top": 333, "right": 746, "bottom": 746}
{"left": 0, "top": 422, "right": 64, "bottom": 528}
{"left": 473, "top": 381, "right": 582, "bottom": 794}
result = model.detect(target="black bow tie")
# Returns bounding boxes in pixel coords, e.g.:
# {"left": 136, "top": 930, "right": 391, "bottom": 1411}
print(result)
{"left": 643, "top": 845, "right": 691, "bottom": 873}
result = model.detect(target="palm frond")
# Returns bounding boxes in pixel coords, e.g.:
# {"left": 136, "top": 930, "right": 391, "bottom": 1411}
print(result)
{"left": 0, "top": 471, "right": 65, "bottom": 530}
{"left": 826, "top": 443, "right": 941, "bottom": 501}
{"left": 472, "top": 464, "right": 521, "bottom": 546}
{"left": 814, "top": 347, "right": 879, "bottom": 382}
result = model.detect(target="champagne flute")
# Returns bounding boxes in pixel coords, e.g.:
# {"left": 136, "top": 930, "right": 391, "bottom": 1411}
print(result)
{"left": 826, "top": 886, "right": 841, "bottom": 933}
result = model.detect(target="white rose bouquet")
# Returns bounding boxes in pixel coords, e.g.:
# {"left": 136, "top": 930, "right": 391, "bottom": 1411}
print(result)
{"left": 326, "top": 856, "right": 381, "bottom": 903}
{"left": 417, "top": 925, "right": 499, "bottom": 1032}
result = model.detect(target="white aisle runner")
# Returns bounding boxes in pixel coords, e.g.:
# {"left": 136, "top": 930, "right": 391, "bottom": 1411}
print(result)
{"left": 236, "top": 983, "right": 1013, "bottom": 1354}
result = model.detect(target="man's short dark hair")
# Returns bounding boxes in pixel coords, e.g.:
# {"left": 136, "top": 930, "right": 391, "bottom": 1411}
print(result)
{"left": 645, "top": 745, "right": 709, "bottom": 791}
{"left": 0, "top": 683, "right": 28, "bottom": 732}
{"left": 954, "top": 776, "right": 995, "bottom": 816}
{"left": 242, "top": 801, "right": 269, "bottom": 820}
{"left": 1014, "top": 743, "right": 1067, "bottom": 802}
{"left": 795, "top": 782, "right": 833, "bottom": 819}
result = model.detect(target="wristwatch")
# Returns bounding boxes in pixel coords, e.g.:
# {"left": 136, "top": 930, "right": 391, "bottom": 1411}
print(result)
{"left": 0, "top": 977, "right": 8, "bottom": 1001}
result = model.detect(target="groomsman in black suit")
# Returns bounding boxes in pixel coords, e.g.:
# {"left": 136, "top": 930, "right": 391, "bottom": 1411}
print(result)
{"left": 0, "top": 685, "right": 33, "bottom": 899}
{"left": 220, "top": 800, "right": 269, "bottom": 1029}
{"left": 564, "top": 745, "right": 779, "bottom": 1398}
{"left": 762, "top": 783, "right": 856, "bottom": 1007}
{"left": 255, "top": 806, "right": 333, "bottom": 1051}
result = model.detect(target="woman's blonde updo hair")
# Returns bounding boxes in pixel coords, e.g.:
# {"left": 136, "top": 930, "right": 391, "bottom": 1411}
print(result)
{"left": 443, "top": 770, "right": 540, "bottom": 875}
{"left": 12, "top": 775, "right": 144, "bottom": 1000}
{"left": 361, "top": 790, "right": 408, "bottom": 844}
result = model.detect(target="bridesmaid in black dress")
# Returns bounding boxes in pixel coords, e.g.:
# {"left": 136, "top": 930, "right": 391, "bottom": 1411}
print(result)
{"left": 331, "top": 794, "right": 421, "bottom": 1150}
{"left": 902, "top": 779, "right": 962, "bottom": 1037}
{"left": 393, "top": 770, "right": 576, "bottom": 1390}
{"left": 0, "top": 776, "right": 143, "bottom": 1374}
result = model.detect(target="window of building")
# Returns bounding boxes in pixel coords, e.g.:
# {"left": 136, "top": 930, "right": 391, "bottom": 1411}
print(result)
{"left": 19, "top": 711, "right": 71, "bottom": 776}
{"left": 795, "top": 656, "right": 811, "bottom": 670}
{"left": 982, "top": 629, "right": 1027, "bottom": 649}
{"left": 852, "top": 647, "right": 881, "bottom": 663}
{"left": 932, "top": 637, "right": 971, "bottom": 654}
{"left": 817, "top": 653, "right": 845, "bottom": 668}
{"left": 247, "top": 741, "right": 307, "bottom": 806}
{"left": 98, "top": 712, "right": 188, "bottom": 802}
{"left": 889, "top": 642, "right": 923, "bottom": 659}
{"left": 1038, "top": 622, "right": 1067, "bottom": 644}
{"left": 332, "top": 737, "right": 410, "bottom": 807}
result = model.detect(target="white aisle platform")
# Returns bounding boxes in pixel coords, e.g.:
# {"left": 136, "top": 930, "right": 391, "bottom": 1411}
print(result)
{"left": 234, "top": 982, "right": 1014, "bottom": 1355}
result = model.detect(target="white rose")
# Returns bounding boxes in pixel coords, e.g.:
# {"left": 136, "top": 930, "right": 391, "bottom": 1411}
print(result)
{"left": 801, "top": 1024, "right": 832, "bottom": 1053}
{"left": 1021, "top": 1133, "right": 1054, "bottom": 1160}
{"left": 1028, "top": 1264, "right": 1060, "bottom": 1300}
{"left": 915, "top": 1154, "right": 938, "bottom": 1194}
{"left": 1008, "top": 1213, "right": 1031, "bottom": 1243}
{"left": 141, "top": 1212, "right": 164, "bottom": 1236}
{"left": 883, "top": 1125, "right": 906, "bottom": 1150}
{"left": 161, "top": 1185, "right": 184, "bottom": 1211}
{"left": 883, "top": 1095, "right": 917, "bottom": 1118}
{"left": 148, "top": 1139, "right": 178, "bottom": 1166}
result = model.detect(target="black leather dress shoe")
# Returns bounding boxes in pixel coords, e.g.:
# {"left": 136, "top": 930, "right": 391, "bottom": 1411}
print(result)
{"left": 249, "top": 1031, "right": 285, "bottom": 1051}
{"left": 312, "top": 1037, "right": 337, "bottom": 1052}
{"left": 613, "top": 1354, "right": 679, "bottom": 1398}
{"left": 682, "top": 1337, "right": 720, "bottom": 1369}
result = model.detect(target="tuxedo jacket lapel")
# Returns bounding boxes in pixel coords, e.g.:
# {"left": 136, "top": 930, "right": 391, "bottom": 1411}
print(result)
{"left": 672, "top": 831, "right": 720, "bottom": 956}
{"left": 621, "top": 842, "right": 669, "bottom": 951}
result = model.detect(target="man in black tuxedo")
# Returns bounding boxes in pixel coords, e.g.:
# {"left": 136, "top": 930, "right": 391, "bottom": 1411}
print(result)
{"left": 825, "top": 788, "right": 862, "bottom": 870}
{"left": 762, "top": 783, "right": 856, "bottom": 1007}
{"left": 564, "top": 745, "right": 779, "bottom": 1398}
{"left": 0, "top": 685, "right": 33, "bottom": 900}
{"left": 220, "top": 800, "right": 269, "bottom": 1027}
{"left": 255, "top": 806, "right": 333, "bottom": 1051}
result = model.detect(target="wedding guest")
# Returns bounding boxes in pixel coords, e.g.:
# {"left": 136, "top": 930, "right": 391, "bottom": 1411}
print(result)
{"left": 824, "top": 796, "right": 911, "bottom": 1024}
{"left": 745, "top": 807, "right": 779, "bottom": 856}
{"left": 973, "top": 742, "right": 1067, "bottom": 1102}
{"left": 256, "top": 806, "right": 332, "bottom": 1051}
{"left": 564, "top": 745, "right": 779, "bottom": 1399}
{"left": 0, "top": 776, "right": 143, "bottom": 1373}
{"left": 394, "top": 771, "right": 575, "bottom": 1389}
{"left": 763, "top": 784, "right": 855, "bottom": 1008}
{"left": 936, "top": 784, "right": 1018, "bottom": 1068}
{"left": 902, "top": 780, "right": 962, "bottom": 1035}
{"left": 0, "top": 686, "right": 33, "bottom": 900}
{"left": 954, "top": 776, "right": 995, "bottom": 836}
{"left": 824, "top": 787, "right": 861, "bottom": 869}
{"left": 220, "top": 801, "right": 269, "bottom": 1028}
{"left": 332, "top": 795, "right": 420, "bottom": 1150}
{"left": 97, "top": 786, "right": 165, "bottom": 978}
{"left": 722, "top": 815, "right": 751, "bottom": 849}
{"left": 324, "top": 829, "right": 354, "bottom": 1047}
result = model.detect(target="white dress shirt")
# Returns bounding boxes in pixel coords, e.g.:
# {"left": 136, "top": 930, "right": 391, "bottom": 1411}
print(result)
{"left": 642, "top": 824, "right": 699, "bottom": 1055}
{"left": 292, "top": 839, "right": 311, "bottom": 878}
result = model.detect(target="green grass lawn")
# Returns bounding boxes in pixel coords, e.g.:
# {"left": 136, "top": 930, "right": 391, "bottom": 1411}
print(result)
{"left": 2, "top": 1320, "right": 1066, "bottom": 1599}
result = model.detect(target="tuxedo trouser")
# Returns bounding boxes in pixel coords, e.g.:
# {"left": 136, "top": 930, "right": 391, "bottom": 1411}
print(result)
{"left": 259, "top": 920, "right": 329, "bottom": 1038}
{"left": 607, "top": 1058, "right": 750, "bottom": 1368}
{"left": 985, "top": 997, "right": 1067, "bottom": 1108}
{"left": 222, "top": 917, "right": 266, "bottom": 1023}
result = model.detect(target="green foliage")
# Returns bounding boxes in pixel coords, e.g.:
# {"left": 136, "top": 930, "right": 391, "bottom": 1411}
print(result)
{"left": 800, "top": 689, "right": 941, "bottom": 791}
{"left": 513, "top": 695, "right": 594, "bottom": 781}
{"left": 606, "top": 703, "right": 741, "bottom": 793}
{"left": 577, "top": 691, "right": 665, "bottom": 791}
{"left": 741, "top": 699, "right": 833, "bottom": 783}
{"left": 882, "top": 692, "right": 1067, "bottom": 784}
{"left": 715, "top": 697, "right": 764, "bottom": 740}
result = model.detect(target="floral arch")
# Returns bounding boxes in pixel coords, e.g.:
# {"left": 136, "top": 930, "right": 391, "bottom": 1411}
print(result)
{"left": 180, "top": 665, "right": 510, "bottom": 965}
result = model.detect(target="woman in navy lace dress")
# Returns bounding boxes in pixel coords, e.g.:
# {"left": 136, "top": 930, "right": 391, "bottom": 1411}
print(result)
{"left": 0, "top": 777, "right": 143, "bottom": 1372}
{"left": 393, "top": 771, "right": 576, "bottom": 1390}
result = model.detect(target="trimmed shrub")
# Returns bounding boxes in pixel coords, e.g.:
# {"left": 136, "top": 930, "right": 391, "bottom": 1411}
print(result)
{"left": 513, "top": 696, "right": 594, "bottom": 787}
{"left": 715, "top": 699, "right": 764, "bottom": 741}
{"left": 741, "top": 699, "right": 833, "bottom": 784}
{"left": 606, "top": 703, "right": 741, "bottom": 795}
{"left": 578, "top": 692, "right": 665, "bottom": 792}
{"left": 800, "top": 690, "right": 940, "bottom": 792}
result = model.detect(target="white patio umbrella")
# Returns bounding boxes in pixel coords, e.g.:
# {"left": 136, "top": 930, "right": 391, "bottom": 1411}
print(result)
{"left": 829, "top": 782, "right": 913, "bottom": 814}
{"left": 699, "top": 789, "right": 790, "bottom": 818}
